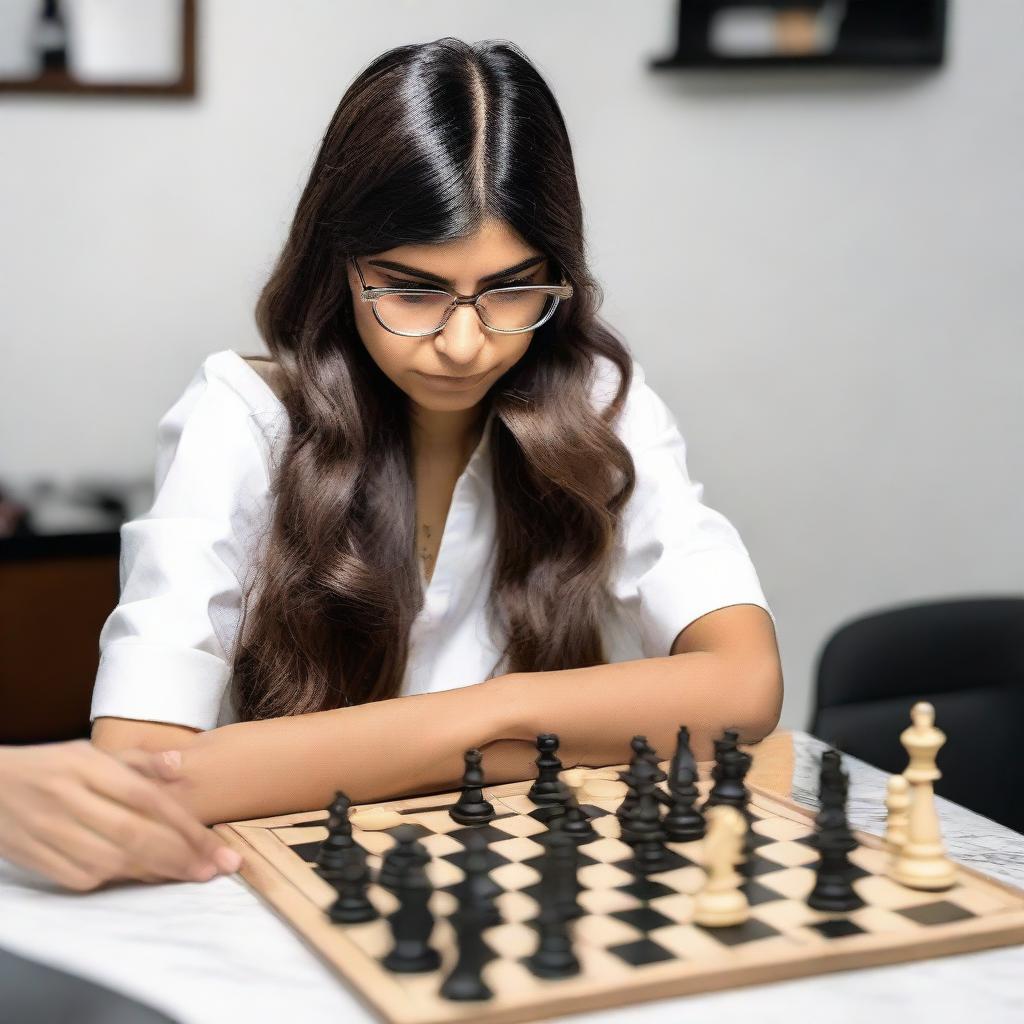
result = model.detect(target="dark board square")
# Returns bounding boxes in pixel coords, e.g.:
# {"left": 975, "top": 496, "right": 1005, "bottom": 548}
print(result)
{"left": 442, "top": 848, "right": 510, "bottom": 871}
{"left": 897, "top": 900, "right": 975, "bottom": 926}
{"left": 579, "top": 804, "right": 612, "bottom": 820}
{"left": 809, "top": 918, "right": 866, "bottom": 939}
{"left": 740, "top": 879, "right": 787, "bottom": 906}
{"left": 610, "top": 907, "right": 675, "bottom": 932}
{"left": 742, "top": 854, "right": 790, "bottom": 878}
{"left": 528, "top": 804, "right": 571, "bottom": 825}
{"left": 521, "top": 852, "right": 600, "bottom": 874}
{"left": 382, "top": 822, "right": 432, "bottom": 840}
{"left": 746, "top": 831, "right": 777, "bottom": 850}
{"left": 620, "top": 848, "right": 693, "bottom": 875}
{"left": 619, "top": 878, "right": 675, "bottom": 900}
{"left": 698, "top": 917, "right": 780, "bottom": 947}
{"left": 608, "top": 938, "right": 677, "bottom": 967}
{"left": 448, "top": 824, "right": 514, "bottom": 846}
{"left": 291, "top": 840, "right": 324, "bottom": 863}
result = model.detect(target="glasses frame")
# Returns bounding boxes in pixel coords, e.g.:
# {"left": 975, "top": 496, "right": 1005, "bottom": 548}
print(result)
{"left": 349, "top": 255, "right": 573, "bottom": 337}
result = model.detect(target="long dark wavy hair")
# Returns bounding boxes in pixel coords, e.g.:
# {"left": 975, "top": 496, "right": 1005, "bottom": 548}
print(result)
{"left": 230, "top": 37, "right": 637, "bottom": 721}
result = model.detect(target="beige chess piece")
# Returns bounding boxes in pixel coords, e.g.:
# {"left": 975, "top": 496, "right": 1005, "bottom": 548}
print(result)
{"left": 885, "top": 774, "right": 911, "bottom": 851}
{"left": 888, "top": 701, "right": 958, "bottom": 890}
{"left": 692, "top": 805, "right": 749, "bottom": 927}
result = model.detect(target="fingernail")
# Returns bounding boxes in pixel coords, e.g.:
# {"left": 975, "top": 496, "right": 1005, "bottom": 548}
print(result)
{"left": 162, "top": 750, "right": 182, "bottom": 771}
{"left": 214, "top": 847, "right": 243, "bottom": 873}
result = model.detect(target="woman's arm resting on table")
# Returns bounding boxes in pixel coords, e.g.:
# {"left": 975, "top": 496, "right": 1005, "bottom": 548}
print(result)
{"left": 113, "top": 604, "right": 780, "bottom": 826}
{"left": 515, "top": 602, "right": 784, "bottom": 766}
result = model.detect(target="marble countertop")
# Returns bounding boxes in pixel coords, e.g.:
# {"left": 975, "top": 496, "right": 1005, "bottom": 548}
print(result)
{"left": 1, "top": 730, "right": 1022, "bottom": 1024}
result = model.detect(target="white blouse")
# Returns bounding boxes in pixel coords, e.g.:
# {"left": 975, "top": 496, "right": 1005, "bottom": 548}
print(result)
{"left": 90, "top": 349, "right": 774, "bottom": 730}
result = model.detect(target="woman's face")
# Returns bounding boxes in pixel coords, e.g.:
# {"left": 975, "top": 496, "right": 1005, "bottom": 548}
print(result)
{"left": 347, "top": 217, "right": 548, "bottom": 413}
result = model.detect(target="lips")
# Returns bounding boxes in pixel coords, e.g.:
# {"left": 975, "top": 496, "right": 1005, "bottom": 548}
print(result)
{"left": 421, "top": 370, "right": 488, "bottom": 382}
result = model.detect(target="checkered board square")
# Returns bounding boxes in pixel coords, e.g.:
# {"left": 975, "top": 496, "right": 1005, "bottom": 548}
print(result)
{"left": 215, "top": 766, "right": 1024, "bottom": 1024}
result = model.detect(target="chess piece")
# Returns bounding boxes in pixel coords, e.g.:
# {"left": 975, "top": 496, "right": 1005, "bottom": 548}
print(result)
{"left": 663, "top": 761, "right": 706, "bottom": 842}
{"left": 382, "top": 840, "right": 440, "bottom": 972}
{"left": 450, "top": 748, "right": 496, "bottom": 825}
{"left": 807, "top": 749, "right": 864, "bottom": 912}
{"left": 447, "top": 831, "right": 502, "bottom": 927}
{"left": 538, "top": 816, "right": 584, "bottom": 921}
{"left": 705, "top": 731, "right": 749, "bottom": 811}
{"left": 885, "top": 774, "right": 911, "bottom": 851}
{"left": 559, "top": 793, "right": 597, "bottom": 844}
{"left": 440, "top": 832, "right": 500, "bottom": 1000}
{"left": 620, "top": 758, "right": 678, "bottom": 874}
{"left": 315, "top": 791, "right": 356, "bottom": 873}
{"left": 528, "top": 734, "right": 572, "bottom": 805}
{"left": 378, "top": 824, "right": 430, "bottom": 892}
{"left": 524, "top": 819, "right": 581, "bottom": 979}
{"left": 325, "top": 844, "right": 378, "bottom": 924}
{"left": 692, "top": 805, "right": 749, "bottom": 927}
{"left": 889, "top": 702, "right": 958, "bottom": 891}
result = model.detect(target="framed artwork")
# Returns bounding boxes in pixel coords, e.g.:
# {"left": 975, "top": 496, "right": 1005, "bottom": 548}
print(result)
{"left": 652, "top": 0, "right": 947, "bottom": 69}
{"left": 0, "top": 0, "right": 196, "bottom": 96}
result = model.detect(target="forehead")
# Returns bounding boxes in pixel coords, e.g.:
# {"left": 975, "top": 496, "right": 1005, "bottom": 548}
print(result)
{"left": 383, "top": 217, "right": 531, "bottom": 262}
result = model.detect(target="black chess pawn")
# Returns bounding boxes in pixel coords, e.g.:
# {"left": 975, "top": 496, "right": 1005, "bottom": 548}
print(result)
{"left": 620, "top": 759, "right": 677, "bottom": 874}
{"left": 807, "top": 749, "right": 864, "bottom": 912}
{"left": 326, "top": 844, "right": 378, "bottom": 924}
{"left": 448, "top": 831, "right": 502, "bottom": 927}
{"left": 449, "top": 748, "right": 496, "bottom": 825}
{"left": 528, "top": 733, "right": 571, "bottom": 805}
{"left": 440, "top": 832, "right": 501, "bottom": 1001}
{"left": 382, "top": 840, "right": 440, "bottom": 973}
{"left": 378, "top": 823, "right": 430, "bottom": 892}
{"left": 705, "top": 733, "right": 749, "bottom": 811}
{"left": 559, "top": 793, "right": 596, "bottom": 844}
{"left": 524, "top": 820, "right": 581, "bottom": 979}
{"left": 538, "top": 816, "right": 584, "bottom": 921}
{"left": 315, "top": 791, "right": 356, "bottom": 874}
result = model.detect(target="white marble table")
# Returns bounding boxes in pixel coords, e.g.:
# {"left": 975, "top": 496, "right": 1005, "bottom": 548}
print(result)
{"left": 1, "top": 731, "right": 1022, "bottom": 1024}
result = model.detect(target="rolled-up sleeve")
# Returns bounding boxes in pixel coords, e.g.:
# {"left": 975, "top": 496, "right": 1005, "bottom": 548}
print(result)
{"left": 608, "top": 369, "right": 775, "bottom": 660}
{"left": 90, "top": 363, "right": 272, "bottom": 730}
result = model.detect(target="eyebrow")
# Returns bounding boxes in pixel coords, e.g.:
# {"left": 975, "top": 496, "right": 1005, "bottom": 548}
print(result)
{"left": 366, "top": 254, "right": 547, "bottom": 288}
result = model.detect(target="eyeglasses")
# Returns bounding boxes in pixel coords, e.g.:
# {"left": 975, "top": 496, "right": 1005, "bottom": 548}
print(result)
{"left": 349, "top": 255, "right": 573, "bottom": 337}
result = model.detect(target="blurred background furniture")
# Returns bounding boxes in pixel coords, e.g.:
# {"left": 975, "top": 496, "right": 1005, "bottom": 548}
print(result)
{"left": 0, "top": 531, "right": 120, "bottom": 744}
{"left": 809, "top": 596, "right": 1024, "bottom": 834}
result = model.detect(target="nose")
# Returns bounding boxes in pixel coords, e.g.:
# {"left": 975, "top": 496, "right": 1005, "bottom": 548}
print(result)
{"left": 433, "top": 302, "right": 487, "bottom": 364}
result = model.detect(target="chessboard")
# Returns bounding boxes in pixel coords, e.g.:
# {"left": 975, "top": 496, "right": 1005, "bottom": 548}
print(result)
{"left": 214, "top": 763, "right": 1024, "bottom": 1024}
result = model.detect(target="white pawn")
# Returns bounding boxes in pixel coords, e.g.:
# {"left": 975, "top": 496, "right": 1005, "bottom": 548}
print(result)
{"left": 693, "top": 805, "right": 749, "bottom": 927}
{"left": 889, "top": 701, "right": 957, "bottom": 891}
{"left": 885, "top": 774, "right": 911, "bottom": 851}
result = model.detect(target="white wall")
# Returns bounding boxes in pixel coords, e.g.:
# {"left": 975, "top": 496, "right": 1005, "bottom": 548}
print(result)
{"left": 3, "top": 0, "right": 1022, "bottom": 731}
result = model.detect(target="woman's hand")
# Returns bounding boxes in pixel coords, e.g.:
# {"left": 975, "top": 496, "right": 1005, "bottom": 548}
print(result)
{"left": 0, "top": 739, "right": 242, "bottom": 891}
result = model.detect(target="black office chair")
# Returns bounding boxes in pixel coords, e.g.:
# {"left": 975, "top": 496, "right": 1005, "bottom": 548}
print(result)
{"left": 808, "top": 596, "right": 1024, "bottom": 835}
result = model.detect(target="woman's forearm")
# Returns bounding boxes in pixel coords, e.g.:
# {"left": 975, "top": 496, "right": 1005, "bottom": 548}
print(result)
{"left": 170, "top": 649, "right": 779, "bottom": 825}
{"left": 494, "top": 651, "right": 783, "bottom": 766}
{"left": 172, "top": 677, "right": 516, "bottom": 825}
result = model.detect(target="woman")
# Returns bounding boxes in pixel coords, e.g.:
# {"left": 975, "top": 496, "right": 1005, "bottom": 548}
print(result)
{"left": 82, "top": 38, "right": 781, "bottom": 863}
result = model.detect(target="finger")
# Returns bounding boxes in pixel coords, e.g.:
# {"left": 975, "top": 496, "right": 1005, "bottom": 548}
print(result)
{"left": 9, "top": 835, "right": 108, "bottom": 892}
{"left": 77, "top": 755, "right": 240, "bottom": 870}
{"left": 59, "top": 784, "right": 221, "bottom": 883}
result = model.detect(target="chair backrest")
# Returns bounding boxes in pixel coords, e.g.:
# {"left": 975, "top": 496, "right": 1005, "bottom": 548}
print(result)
{"left": 809, "top": 596, "right": 1024, "bottom": 834}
